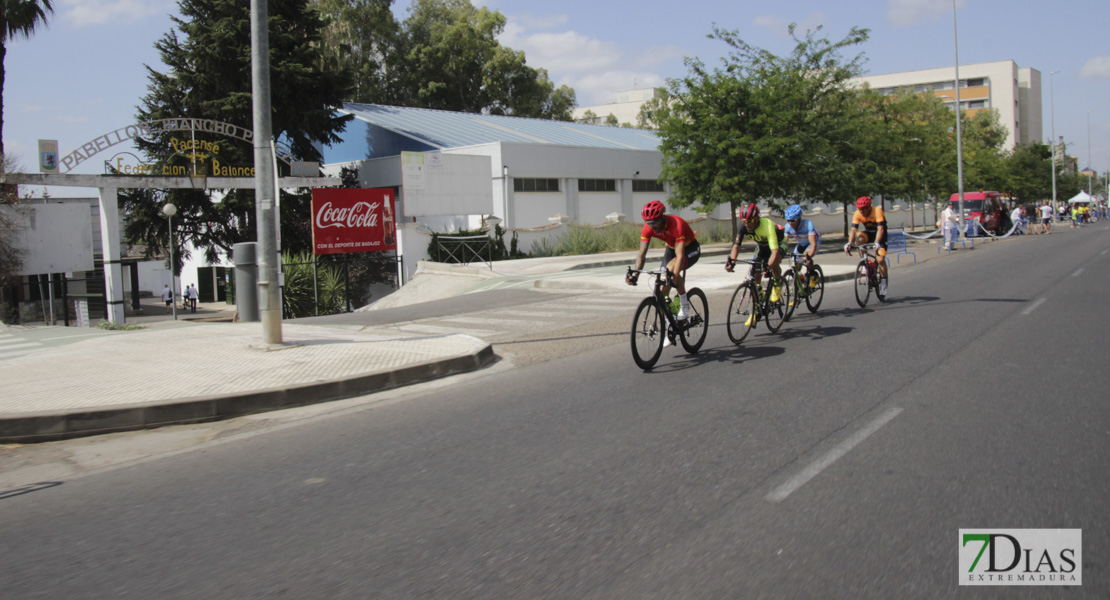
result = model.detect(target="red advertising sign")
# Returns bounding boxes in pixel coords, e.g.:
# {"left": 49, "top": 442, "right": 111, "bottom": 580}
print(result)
{"left": 311, "top": 188, "right": 396, "bottom": 255}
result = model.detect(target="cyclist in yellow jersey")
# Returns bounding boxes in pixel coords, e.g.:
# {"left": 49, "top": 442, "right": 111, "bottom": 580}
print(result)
{"left": 844, "top": 196, "right": 888, "bottom": 296}
{"left": 726, "top": 203, "right": 785, "bottom": 302}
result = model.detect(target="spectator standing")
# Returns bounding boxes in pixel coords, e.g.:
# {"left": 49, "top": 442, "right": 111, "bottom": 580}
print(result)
{"left": 938, "top": 202, "right": 959, "bottom": 250}
{"left": 1010, "top": 205, "right": 1025, "bottom": 235}
{"left": 161, "top": 284, "right": 173, "bottom": 313}
{"left": 1039, "top": 203, "right": 1053, "bottom": 234}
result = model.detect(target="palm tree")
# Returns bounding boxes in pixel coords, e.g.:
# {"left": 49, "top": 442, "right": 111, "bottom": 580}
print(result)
{"left": 1, "top": 0, "right": 55, "bottom": 162}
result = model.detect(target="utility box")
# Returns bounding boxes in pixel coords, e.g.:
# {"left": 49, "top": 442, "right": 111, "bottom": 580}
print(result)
{"left": 233, "top": 242, "right": 259, "bottom": 322}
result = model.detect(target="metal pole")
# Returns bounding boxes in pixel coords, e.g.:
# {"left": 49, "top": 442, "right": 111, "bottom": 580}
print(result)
{"left": 952, "top": 0, "right": 966, "bottom": 239}
{"left": 1050, "top": 71, "right": 1059, "bottom": 210}
{"left": 169, "top": 214, "right": 177, "bottom": 320}
{"left": 1088, "top": 111, "right": 1093, "bottom": 198}
{"left": 251, "top": 0, "right": 282, "bottom": 344}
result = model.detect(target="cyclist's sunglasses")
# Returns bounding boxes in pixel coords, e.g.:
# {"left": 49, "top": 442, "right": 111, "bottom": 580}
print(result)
{"left": 743, "top": 217, "right": 759, "bottom": 224}
{"left": 787, "top": 218, "right": 800, "bottom": 224}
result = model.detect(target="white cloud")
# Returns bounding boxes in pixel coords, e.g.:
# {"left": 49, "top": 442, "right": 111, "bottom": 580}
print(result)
{"left": 1079, "top": 55, "right": 1110, "bottom": 79}
{"left": 886, "top": 0, "right": 966, "bottom": 27}
{"left": 753, "top": 15, "right": 790, "bottom": 35}
{"left": 753, "top": 13, "right": 828, "bottom": 37}
{"left": 499, "top": 13, "right": 690, "bottom": 106}
{"left": 59, "top": 0, "right": 169, "bottom": 28}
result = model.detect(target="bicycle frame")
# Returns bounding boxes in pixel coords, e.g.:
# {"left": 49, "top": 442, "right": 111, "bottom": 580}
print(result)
{"left": 628, "top": 268, "right": 685, "bottom": 338}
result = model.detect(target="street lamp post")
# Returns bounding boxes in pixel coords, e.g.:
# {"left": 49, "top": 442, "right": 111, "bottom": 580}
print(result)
{"left": 952, "top": 0, "right": 966, "bottom": 239}
{"left": 1087, "top": 111, "right": 1094, "bottom": 198}
{"left": 162, "top": 203, "right": 177, "bottom": 321}
{"left": 1050, "top": 71, "right": 1059, "bottom": 210}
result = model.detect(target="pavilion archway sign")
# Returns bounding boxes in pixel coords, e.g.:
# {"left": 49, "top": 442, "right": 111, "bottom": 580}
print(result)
{"left": 5, "top": 116, "right": 336, "bottom": 324}
{"left": 59, "top": 118, "right": 296, "bottom": 174}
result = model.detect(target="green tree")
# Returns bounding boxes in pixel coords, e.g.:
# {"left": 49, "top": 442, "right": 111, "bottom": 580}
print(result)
{"left": 121, "top": 0, "right": 353, "bottom": 273}
{"left": 960, "top": 108, "right": 1007, "bottom": 192}
{"left": 313, "top": 0, "right": 408, "bottom": 105}
{"left": 655, "top": 24, "right": 869, "bottom": 233}
{"left": 1002, "top": 142, "right": 1052, "bottom": 204}
{"left": 1, "top": 0, "right": 54, "bottom": 197}
{"left": 318, "top": 0, "right": 575, "bottom": 118}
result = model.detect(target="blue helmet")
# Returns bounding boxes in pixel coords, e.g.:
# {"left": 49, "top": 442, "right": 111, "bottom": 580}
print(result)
{"left": 785, "top": 205, "right": 803, "bottom": 221}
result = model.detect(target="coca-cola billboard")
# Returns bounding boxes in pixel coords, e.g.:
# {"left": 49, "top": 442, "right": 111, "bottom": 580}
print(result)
{"left": 311, "top": 188, "right": 396, "bottom": 255}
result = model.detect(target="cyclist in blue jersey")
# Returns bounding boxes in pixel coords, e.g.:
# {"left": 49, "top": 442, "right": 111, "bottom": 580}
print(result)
{"left": 783, "top": 204, "right": 821, "bottom": 262}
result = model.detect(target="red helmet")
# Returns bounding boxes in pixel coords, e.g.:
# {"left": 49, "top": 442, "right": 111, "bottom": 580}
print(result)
{"left": 856, "top": 196, "right": 873, "bottom": 208}
{"left": 641, "top": 200, "right": 666, "bottom": 221}
{"left": 739, "top": 203, "right": 760, "bottom": 221}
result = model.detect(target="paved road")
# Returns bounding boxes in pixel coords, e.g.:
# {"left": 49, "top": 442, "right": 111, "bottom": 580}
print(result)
{"left": 1, "top": 226, "right": 1107, "bottom": 598}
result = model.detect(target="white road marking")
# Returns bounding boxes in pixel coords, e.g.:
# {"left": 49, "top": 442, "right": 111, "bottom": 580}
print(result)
{"left": 1072, "top": 268, "right": 1084, "bottom": 277}
{"left": 394, "top": 324, "right": 497, "bottom": 337}
{"left": 0, "top": 342, "right": 41, "bottom": 352}
{"left": 766, "top": 407, "right": 904, "bottom": 503}
{"left": 1101, "top": 249, "right": 1109, "bottom": 256}
{"left": 1021, "top": 298, "right": 1047, "bottom": 315}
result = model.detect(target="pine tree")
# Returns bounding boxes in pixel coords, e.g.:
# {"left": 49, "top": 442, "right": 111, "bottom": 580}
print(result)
{"left": 122, "top": 0, "right": 353, "bottom": 268}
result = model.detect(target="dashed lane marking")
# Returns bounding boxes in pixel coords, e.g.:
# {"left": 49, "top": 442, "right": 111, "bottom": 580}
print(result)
{"left": 766, "top": 407, "right": 904, "bottom": 503}
{"left": 1021, "top": 298, "right": 1047, "bottom": 316}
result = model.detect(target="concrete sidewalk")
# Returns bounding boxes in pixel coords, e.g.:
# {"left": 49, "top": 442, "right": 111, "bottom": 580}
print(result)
{"left": 0, "top": 229, "right": 954, "bottom": 443}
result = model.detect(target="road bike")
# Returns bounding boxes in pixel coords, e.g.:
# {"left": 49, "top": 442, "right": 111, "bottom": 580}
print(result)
{"left": 850, "top": 244, "right": 887, "bottom": 307}
{"left": 725, "top": 258, "right": 790, "bottom": 345}
{"left": 626, "top": 267, "right": 709, "bottom": 371}
{"left": 782, "top": 251, "right": 824, "bottom": 321}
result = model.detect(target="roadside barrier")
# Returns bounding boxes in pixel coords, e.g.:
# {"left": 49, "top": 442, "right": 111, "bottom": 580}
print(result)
{"left": 887, "top": 228, "right": 916, "bottom": 264}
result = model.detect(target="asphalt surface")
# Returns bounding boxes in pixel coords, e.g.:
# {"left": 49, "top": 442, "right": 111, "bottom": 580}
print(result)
{"left": 1, "top": 224, "right": 1107, "bottom": 598}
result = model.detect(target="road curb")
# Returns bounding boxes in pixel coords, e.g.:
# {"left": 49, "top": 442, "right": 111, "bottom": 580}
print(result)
{"left": 0, "top": 343, "right": 496, "bottom": 444}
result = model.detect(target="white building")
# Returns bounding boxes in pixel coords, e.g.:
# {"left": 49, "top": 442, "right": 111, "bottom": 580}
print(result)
{"left": 852, "top": 60, "right": 1042, "bottom": 151}
{"left": 320, "top": 103, "right": 734, "bottom": 284}
{"left": 571, "top": 88, "right": 662, "bottom": 127}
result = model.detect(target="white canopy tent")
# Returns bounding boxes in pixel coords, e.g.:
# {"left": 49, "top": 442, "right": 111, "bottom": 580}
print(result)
{"left": 1067, "top": 191, "right": 1094, "bottom": 204}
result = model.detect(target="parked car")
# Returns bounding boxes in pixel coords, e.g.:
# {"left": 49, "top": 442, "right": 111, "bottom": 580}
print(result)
{"left": 948, "top": 191, "right": 1011, "bottom": 235}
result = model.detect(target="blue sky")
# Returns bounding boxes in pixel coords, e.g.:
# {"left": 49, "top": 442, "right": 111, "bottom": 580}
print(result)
{"left": 4, "top": 0, "right": 1109, "bottom": 197}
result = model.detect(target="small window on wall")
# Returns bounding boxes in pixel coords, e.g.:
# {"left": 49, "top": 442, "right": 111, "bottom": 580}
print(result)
{"left": 514, "top": 178, "right": 560, "bottom": 192}
{"left": 632, "top": 180, "right": 665, "bottom": 192}
{"left": 578, "top": 179, "right": 616, "bottom": 192}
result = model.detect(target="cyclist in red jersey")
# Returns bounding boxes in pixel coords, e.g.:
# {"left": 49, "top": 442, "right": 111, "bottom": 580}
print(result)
{"left": 626, "top": 200, "right": 701, "bottom": 320}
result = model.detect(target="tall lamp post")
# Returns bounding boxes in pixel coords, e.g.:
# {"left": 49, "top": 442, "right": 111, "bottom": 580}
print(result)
{"left": 952, "top": 0, "right": 966, "bottom": 238}
{"left": 1087, "top": 110, "right": 1094, "bottom": 198}
{"left": 1049, "top": 71, "right": 1060, "bottom": 210}
{"left": 162, "top": 203, "right": 177, "bottom": 321}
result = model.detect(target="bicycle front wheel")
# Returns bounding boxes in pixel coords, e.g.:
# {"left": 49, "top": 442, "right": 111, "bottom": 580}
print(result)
{"left": 764, "top": 279, "right": 788, "bottom": 333}
{"left": 805, "top": 265, "right": 825, "bottom": 313}
{"left": 726, "top": 282, "right": 757, "bottom": 345}
{"left": 630, "top": 296, "right": 665, "bottom": 370}
{"left": 783, "top": 272, "right": 798, "bottom": 322}
{"left": 854, "top": 262, "right": 871, "bottom": 308}
{"left": 876, "top": 266, "right": 888, "bottom": 302}
{"left": 678, "top": 287, "right": 709, "bottom": 354}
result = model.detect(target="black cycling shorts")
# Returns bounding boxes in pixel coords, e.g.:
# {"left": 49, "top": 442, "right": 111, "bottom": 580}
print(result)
{"left": 661, "top": 240, "right": 701, "bottom": 271}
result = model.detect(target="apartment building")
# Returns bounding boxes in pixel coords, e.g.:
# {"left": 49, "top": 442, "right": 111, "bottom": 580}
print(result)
{"left": 852, "top": 60, "right": 1043, "bottom": 151}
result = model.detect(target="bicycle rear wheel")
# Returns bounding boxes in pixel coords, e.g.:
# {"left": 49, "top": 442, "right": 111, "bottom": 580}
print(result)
{"left": 726, "top": 282, "right": 757, "bottom": 345}
{"left": 678, "top": 288, "right": 709, "bottom": 354}
{"left": 783, "top": 272, "right": 798, "bottom": 322}
{"left": 630, "top": 296, "right": 665, "bottom": 370}
{"left": 805, "top": 265, "right": 824, "bottom": 312}
{"left": 854, "top": 262, "right": 870, "bottom": 308}
{"left": 764, "top": 279, "right": 788, "bottom": 333}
